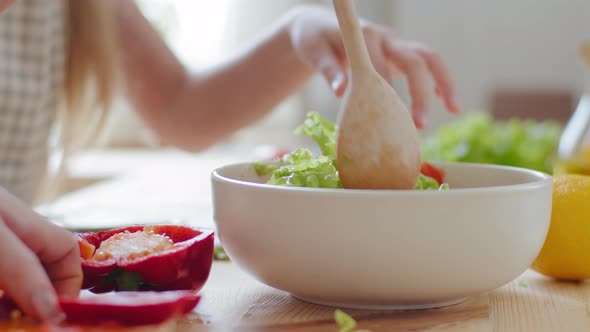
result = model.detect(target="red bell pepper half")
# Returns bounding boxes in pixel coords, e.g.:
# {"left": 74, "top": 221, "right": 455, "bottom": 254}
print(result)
{"left": 420, "top": 162, "right": 445, "bottom": 185}
{"left": 76, "top": 225, "right": 214, "bottom": 293}
{"left": 59, "top": 290, "right": 200, "bottom": 326}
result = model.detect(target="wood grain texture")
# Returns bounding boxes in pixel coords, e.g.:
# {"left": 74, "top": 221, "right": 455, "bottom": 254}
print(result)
{"left": 5, "top": 264, "right": 590, "bottom": 332}
{"left": 238, "top": 291, "right": 488, "bottom": 332}
{"left": 490, "top": 271, "right": 590, "bottom": 332}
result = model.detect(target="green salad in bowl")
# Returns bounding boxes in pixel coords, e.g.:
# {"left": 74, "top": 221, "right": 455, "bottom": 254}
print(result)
{"left": 254, "top": 112, "right": 447, "bottom": 191}
{"left": 252, "top": 111, "right": 561, "bottom": 192}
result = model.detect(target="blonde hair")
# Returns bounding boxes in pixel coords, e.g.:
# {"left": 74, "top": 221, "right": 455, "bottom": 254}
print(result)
{"left": 37, "top": 0, "right": 119, "bottom": 203}
{"left": 63, "top": 0, "right": 119, "bottom": 149}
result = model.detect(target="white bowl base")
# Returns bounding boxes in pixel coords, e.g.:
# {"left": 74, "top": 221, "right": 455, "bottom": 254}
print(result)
{"left": 292, "top": 295, "right": 469, "bottom": 311}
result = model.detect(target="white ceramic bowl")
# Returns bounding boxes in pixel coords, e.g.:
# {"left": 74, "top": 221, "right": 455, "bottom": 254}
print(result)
{"left": 211, "top": 162, "right": 552, "bottom": 310}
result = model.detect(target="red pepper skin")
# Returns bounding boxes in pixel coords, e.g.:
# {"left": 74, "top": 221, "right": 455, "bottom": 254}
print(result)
{"left": 420, "top": 162, "right": 445, "bottom": 185}
{"left": 273, "top": 148, "right": 290, "bottom": 159}
{"left": 59, "top": 291, "right": 200, "bottom": 326}
{"left": 0, "top": 296, "right": 17, "bottom": 320}
{"left": 77, "top": 225, "right": 214, "bottom": 293}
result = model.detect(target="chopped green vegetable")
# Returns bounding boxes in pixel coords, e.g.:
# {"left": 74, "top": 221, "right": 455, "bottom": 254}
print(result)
{"left": 335, "top": 310, "right": 355, "bottom": 332}
{"left": 254, "top": 161, "right": 279, "bottom": 176}
{"left": 294, "top": 111, "right": 337, "bottom": 158}
{"left": 422, "top": 112, "right": 561, "bottom": 174}
{"left": 415, "top": 174, "right": 440, "bottom": 190}
{"left": 518, "top": 280, "right": 528, "bottom": 288}
{"left": 256, "top": 111, "right": 444, "bottom": 190}
{"left": 266, "top": 149, "right": 341, "bottom": 188}
{"left": 334, "top": 310, "right": 370, "bottom": 332}
{"left": 103, "top": 268, "right": 153, "bottom": 291}
{"left": 214, "top": 244, "right": 230, "bottom": 261}
{"left": 259, "top": 112, "right": 342, "bottom": 188}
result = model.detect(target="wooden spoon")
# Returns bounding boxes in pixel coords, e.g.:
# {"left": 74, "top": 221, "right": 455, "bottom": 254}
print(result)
{"left": 580, "top": 41, "right": 590, "bottom": 69}
{"left": 332, "top": 0, "right": 421, "bottom": 189}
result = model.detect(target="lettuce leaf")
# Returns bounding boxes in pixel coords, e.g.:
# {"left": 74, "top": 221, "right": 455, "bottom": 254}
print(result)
{"left": 415, "top": 174, "right": 446, "bottom": 190}
{"left": 266, "top": 149, "right": 342, "bottom": 188}
{"left": 294, "top": 112, "right": 337, "bottom": 159}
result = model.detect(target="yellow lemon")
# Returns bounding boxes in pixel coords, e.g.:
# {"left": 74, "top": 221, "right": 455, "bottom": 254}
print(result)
{"left": 531, "top": 175, "right": 590, "bottom": 280}
{"left": 553, "top": 145, "right": 590, "bottom": 176}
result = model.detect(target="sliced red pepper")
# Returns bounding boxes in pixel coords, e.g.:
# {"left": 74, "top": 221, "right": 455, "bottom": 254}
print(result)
{"left": 59, "top": 291, "right": 200, "bottom": 326}
{"left": 77, "top": 225, "right": 214, "bottom": 293}
{"left": 420, "top": 162, "right": 445, "bottom": 185}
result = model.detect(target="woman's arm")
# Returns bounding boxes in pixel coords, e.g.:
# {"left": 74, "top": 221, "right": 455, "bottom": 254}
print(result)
{"left": 114, "top": 1, "right": 312, "bottom": 151}
{"left": 113, "top": 1, "right": 459, "bottom": 152}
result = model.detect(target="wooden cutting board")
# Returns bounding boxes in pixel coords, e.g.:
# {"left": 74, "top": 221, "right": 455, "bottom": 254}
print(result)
{"left": 2, "top": 263, "right": 590, "bottom": 332}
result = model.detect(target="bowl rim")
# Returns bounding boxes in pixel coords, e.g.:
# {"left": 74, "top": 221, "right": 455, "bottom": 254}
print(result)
{"left": 211, "top": 161, "right": 553, "bottom": 196}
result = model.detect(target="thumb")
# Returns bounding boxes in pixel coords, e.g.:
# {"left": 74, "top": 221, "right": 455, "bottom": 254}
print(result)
{"left": 309, "top": 42, "right": 349, "bottom": 97}
{"left": 322, "top": 62, "right": 348, "bottom": 97}
{"left": 0, "top": 219, "right": 65, "bottom": 323}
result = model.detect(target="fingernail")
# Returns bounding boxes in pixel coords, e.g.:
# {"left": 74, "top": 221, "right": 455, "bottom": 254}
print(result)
{"left": 414, "top": 114, "right": 425, "bottom": 129}
{"left": 331, "top": 74, "right": 344, "bottom": 93}
{"left": 32, "top": 291, "right": 64, "bottom": 324}
{"left": 449, "top": 96, "right": 461, "bottom": 113}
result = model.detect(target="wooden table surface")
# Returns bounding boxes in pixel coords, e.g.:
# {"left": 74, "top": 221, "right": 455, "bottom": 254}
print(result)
{"left": 1, "top": 148, "right": 589, "bottom": 332}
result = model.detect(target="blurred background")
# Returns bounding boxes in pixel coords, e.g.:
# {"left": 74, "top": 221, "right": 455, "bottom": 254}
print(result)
{"left": 98, "top": 0, "right": 590, "bottom": 150}
{"left": 42, "top": 0, "right": 590, "bottom": 229}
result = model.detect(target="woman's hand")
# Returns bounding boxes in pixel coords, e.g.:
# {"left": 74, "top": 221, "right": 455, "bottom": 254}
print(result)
{"left": 289, "top": 5, "right": 460, "bottom": 128}
{"left": 0, "top": 188, "right": 81, "bottom": 323}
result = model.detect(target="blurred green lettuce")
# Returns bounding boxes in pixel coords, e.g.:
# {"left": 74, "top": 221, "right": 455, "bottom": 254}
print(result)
{"left": 421, "top": 112, "right": 561, "bottom": 174}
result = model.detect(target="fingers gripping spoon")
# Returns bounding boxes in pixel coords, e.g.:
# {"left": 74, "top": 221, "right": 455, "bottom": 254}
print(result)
{"left": 332, "top": 0, "right": 421, "bottom": 189}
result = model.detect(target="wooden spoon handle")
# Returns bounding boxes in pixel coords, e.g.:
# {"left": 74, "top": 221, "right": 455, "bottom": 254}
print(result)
{"left": 332, "top": 0, "right": 372, "bottom": 75}
{"left": 580, "top": 41, "right": 590, "bottom": 69}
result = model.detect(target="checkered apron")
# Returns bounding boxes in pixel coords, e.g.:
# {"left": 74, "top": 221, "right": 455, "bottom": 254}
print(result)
{"left": 0, "top": 0, "right": 65, "bottom": 203}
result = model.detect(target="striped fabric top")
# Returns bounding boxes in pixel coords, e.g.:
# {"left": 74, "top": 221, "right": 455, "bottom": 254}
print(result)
{"left": 0, "top": 0, "right": 65, "bottom": 203}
